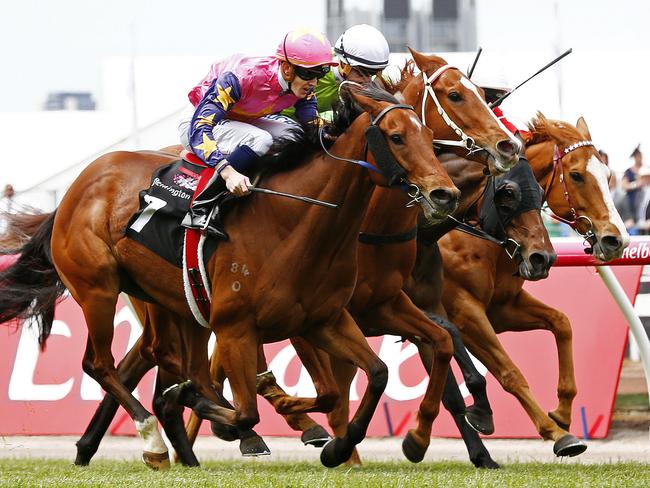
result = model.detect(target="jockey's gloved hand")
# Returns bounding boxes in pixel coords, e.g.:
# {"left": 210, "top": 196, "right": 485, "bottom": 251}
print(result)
{"left": 221, "top": 165, "right": 251, "bottom": 197}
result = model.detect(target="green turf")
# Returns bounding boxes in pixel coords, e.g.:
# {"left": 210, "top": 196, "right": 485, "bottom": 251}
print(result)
{"left": 615, "top": 393, "right": 650, "bottom": 411}
{"left": 1, "top": 459, "right": 649, "bottom": 487}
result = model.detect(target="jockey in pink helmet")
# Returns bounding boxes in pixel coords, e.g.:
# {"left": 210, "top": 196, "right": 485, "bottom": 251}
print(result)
{"left": 179, "top": 28, "right": 336, "bottom": 234}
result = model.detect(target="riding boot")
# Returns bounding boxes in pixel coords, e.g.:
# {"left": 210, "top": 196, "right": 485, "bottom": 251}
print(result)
{"left": 181, "top": 172, "right": 228, "bottom": 238}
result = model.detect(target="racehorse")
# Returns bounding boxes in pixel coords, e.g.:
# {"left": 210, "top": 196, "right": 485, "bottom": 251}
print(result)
{"left": 0, "top": 86, "right": 460, "bottom": 469}
{"left": 63, "top": 49, "right": 524, "bottom": 468}
{"left": 406, "top": 114, "right": 629, "bottom": 457}
{"left": 182, "top": 53, "right": 546, "bottom": 467}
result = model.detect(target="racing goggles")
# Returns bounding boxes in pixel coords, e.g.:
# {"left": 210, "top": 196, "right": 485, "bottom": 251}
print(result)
{"left": 293, "top": 64, "right": 330, "bottom": 81}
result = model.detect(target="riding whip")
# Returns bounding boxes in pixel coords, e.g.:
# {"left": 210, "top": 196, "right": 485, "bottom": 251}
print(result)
{"left": 489, "top": 48, "right": 573, "bottom": 108}
{"left": 249, "top": 187, "right": 338, "bottom": 209}
{"left": 467, "top": 46, "right": 483, "bottom": 79}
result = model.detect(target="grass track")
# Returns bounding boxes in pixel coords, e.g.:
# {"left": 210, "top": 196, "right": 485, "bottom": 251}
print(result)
{"left": 1, "top": 459, "right": 649, "bottom": 487}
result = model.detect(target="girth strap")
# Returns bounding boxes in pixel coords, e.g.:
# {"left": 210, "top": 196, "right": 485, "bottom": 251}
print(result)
{"left": 358, "top": 227, "right": 418, "bottom": 245}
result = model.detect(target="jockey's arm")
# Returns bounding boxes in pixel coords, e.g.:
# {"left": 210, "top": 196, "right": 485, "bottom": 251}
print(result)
{"left": 188, "top": 72, "right": 244, "bottom": 169}
{"left": 188, "top": 72, "right": 255, "bottom": 196}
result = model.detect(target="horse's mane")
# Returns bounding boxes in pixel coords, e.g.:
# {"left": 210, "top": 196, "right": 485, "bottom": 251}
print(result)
{"left": 258, "top": 83, "right": 401, "bottom": 174}
{"left": 527, "top": 112, "right": 583, "bottom": 146}
{"left": 385, "top": 60, "right": 417, "bottom": 94}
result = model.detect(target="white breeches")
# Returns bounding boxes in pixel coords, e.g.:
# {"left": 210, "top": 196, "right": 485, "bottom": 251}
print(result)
{"left": 178, "top": 106, "right": 301, "bottom": 157}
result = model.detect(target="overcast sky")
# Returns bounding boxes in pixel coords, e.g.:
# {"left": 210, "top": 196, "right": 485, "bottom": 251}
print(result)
{"left": 0, "top": 0, "right": 327, "bottom": 111}
{"left": 1, "top": 0, "right": 649, "bottom": 171}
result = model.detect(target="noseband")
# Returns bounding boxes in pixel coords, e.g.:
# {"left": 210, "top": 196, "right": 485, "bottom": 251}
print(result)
{"left": 541, "top": 140, "right": 597, "bottom": 244}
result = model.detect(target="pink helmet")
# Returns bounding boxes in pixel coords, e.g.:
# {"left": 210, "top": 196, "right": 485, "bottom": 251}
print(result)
{"left": 275, "top": 28, "right": 337, "bottom": 68}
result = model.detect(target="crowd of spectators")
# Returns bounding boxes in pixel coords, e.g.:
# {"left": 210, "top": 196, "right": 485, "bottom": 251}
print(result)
{"left": 611, "top": 145, "right": 650, "bottom": 235}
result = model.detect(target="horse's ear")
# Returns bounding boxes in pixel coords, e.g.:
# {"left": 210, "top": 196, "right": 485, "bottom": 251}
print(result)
{"left": 351, "top": 92, "right": 382, "bottom": 118}
{"left": 408, "top": 47, "right": 430, "bottom": 71}
{"left": 575, "top": 116, "right": 592, "bottom": 140}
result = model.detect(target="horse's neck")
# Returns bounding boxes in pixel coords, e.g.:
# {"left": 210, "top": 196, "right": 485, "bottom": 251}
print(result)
{"left": 263, "top": 124, "right": 376, "bottom": 253}
{"left": 360, "top": 187, "right": 416, "bottom": 235}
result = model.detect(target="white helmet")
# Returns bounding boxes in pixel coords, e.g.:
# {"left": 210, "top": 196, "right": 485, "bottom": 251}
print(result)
{"left": 334, "top": 24, "right": 390, "bottom": 70}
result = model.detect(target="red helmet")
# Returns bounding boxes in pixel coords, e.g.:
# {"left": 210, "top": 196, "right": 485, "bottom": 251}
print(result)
{"left": 275, "top": 28, "right": 337, "bottom": 68}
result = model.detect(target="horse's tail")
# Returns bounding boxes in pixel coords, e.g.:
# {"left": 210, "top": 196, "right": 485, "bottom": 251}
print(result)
{"left": 0, "top": 209, "right": 51, "bottom": 251}
{"left": 0, "top": 211, "right": 65, "bottom": 349}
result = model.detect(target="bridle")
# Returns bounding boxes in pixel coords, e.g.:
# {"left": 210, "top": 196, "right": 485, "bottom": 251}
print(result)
{"left": 420, "top": 65, "right": 486, "bottom": 156}
{"left": 319, "top": 101, "right": 437, "bottom": 214}
{"left": 541, "top": 140, "right": 597, "bottom": 244}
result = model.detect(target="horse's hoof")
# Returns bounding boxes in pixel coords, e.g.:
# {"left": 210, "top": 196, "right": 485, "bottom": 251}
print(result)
{"left": 301, "top": 425, "right": 332, "bottom": 448}
{"left": 553, "top": 434, "right": 587, "bottom": 457}
{"left": 239, "top": 433, "right": 271, "bottom": 457}
{"left": 210, "top": 420, "right": 240, "bottom": 442}
{"left": 548, "top": 411, "right": 570, "bottom": 431}
{"left": 142, "top": 451, "right": 170, "bottom": 471}
{"left": 73, "top": 456, "right": 89, "bottom": 466}
{"left": 74, "top": 447, "right": 95, "bottom": 466}
{"left": 402, "top": 430, "right": 427, "bottom": 463}
{"left": 471, "top": 454, "right": 501, "bottom": 469}
{"left": 465, "top": 406, "right": 495, "bottom": 435}
{"left": 320, "top": 438, "right": 349, "bottom": 468}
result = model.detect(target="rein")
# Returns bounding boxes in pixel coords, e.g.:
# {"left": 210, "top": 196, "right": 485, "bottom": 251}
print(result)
{"left": 541, "top": 140, "right": 597, "bottom": 243}
{"left": 319, "top": 102, "right": 432, "bottom": 208}
{"left": 420, "top": 65, "right": 484, "bottom": 156}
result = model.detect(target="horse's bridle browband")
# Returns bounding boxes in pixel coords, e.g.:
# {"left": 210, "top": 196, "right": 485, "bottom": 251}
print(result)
{"left": 421, "top": 65, "right": 483, "bottom": 155}
{"left": 541, "top": 140, "right": 597, "bottom": 242}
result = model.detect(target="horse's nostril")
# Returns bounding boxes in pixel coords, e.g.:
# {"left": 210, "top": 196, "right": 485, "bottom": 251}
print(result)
{"left": 496, "top": 139, "right": 518, "bottom": 158}
{"left": 430, "top": 188, "right": 453, "bottom": 205}
{"left": 529, "top": 252, "right": 547, "bottom": 272}
{"left": 601, "top": 235, "right": 622, "bottom": 252}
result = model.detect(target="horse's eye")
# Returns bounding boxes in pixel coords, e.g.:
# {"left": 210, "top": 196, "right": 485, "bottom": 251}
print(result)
{"left": 390, "top": 134, "right": 404, "bottom": 145}
{"left": 569, "top": 171, "right": 584, "bottom": 183}
{"left": 448, "top": 91, "right": 462, "bottom": 102}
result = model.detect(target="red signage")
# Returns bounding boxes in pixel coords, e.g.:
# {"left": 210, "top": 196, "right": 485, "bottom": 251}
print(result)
{"left": 0, "top": 266, "right": 640, "bottom": 439}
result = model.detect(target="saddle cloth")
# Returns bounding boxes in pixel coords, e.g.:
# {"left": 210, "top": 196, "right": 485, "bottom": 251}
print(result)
{"left": 125, "top": 153, "right": 227, "bottom": 327}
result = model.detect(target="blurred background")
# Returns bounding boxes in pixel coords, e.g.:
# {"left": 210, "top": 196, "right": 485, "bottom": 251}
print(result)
{"left": 1, "top": 0, "right": 649, "bottom": 214}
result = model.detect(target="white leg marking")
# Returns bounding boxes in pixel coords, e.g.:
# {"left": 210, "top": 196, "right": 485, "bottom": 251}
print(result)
{"left": 135, "top": 416, "right": 168, "bottom": 454}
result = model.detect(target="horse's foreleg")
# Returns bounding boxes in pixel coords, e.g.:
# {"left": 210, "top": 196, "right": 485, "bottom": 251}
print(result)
{"left": 356, "top": 293, "right": 452, "bottom": 463}
{"left": 214, "top": 322, "right": 260, "bottom": 431}
{"left": 75, "top": 335, "right": 154, "bottom": 466}
{"left": 303, "top": 310, "right": 387, "bottom": 468}
{"left": 153, "top": 370, "right": 199, "bottom": 467}
{"left": 422, "top": 311, "right": 494, "bottom": 435}
{"left": 170, "top": 325, "right": 238, "bottom": 431}
{"left": 489, "top": 290, "right": 576, "bottom": 430}
{"left": 448, "top": 292, "right": 586, "bottom": 457}
{"left": 326, "top": 358, "right": 362, "bottom": 465}
{"left": 256, "top": 339, "right": 333, "bottom": 447}
{"left": 414, "top": 338, "right": 498, "bottom": 468}
{"left": 257, "top": 338, "right": 339, "bottom": 415}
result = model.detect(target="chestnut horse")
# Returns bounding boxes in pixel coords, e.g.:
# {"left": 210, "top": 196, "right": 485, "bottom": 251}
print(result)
{"left": 252, "top": 154, "right": 554, "bottom": 465}
{"left": 0, "top": 87, "right": 460, "bottom": 469}
{"left": 67, "top": 49, "right": 523, "bottom": 467}
{"left": 406, "top": 114, "right": 629, "bottom": 457}
{"left": 186, "top": 51, "right": 527, "bottom": 464}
